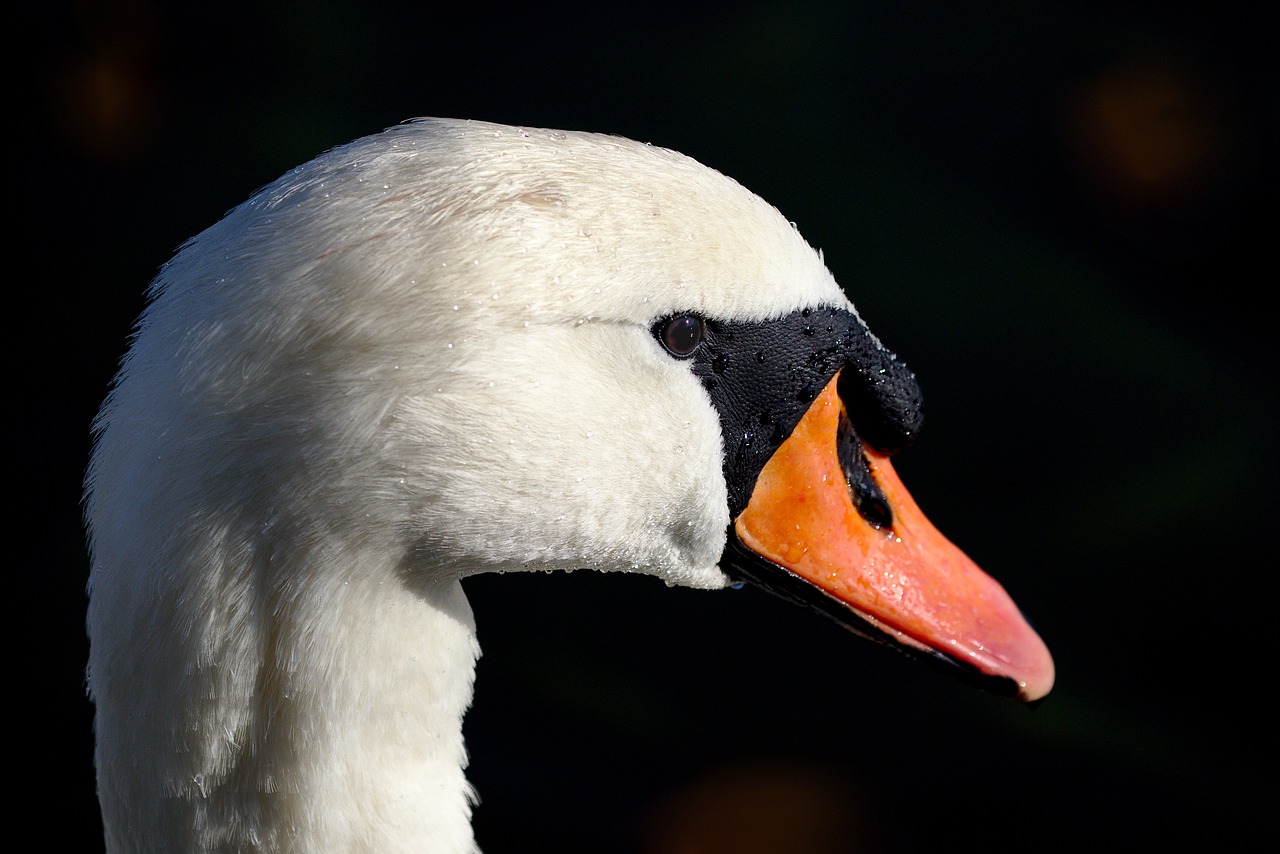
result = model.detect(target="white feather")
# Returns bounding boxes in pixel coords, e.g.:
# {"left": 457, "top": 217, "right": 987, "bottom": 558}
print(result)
{"left": 85, "top": 118, "right": 855, "bottom": 852}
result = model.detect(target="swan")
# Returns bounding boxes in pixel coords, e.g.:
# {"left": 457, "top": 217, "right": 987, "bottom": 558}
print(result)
{"left": 84, "top": 117, "right": 1054, "bottom": 853}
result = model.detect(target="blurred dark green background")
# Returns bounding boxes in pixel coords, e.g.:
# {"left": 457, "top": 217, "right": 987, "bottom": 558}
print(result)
{"left": 23, "top": 2, "right": 1274, "bottom": 851}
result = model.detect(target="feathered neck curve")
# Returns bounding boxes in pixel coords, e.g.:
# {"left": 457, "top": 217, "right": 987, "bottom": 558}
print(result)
{"left": 84, "top": 118, "right": 851, "bottom": 852}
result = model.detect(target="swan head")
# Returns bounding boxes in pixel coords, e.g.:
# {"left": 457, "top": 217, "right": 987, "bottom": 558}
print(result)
{"left": 90, "top": 119, "right": 859, "bottom": 586}
{"left": 85, "top": 117, "right": 1052, "bottom": 851}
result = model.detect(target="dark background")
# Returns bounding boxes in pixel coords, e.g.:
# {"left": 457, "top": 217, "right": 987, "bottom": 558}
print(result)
{"left": 23, "top": 2, "right": 1274, "bottom": 851}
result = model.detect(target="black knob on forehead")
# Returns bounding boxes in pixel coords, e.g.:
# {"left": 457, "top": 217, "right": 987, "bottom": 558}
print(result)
{"left": 837, "top": 342, "right": 923, "bottom": 456}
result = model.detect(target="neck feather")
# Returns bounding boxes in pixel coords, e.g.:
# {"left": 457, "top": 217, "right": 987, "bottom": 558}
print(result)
{"left": 91, "top": 541, "right": 482, "bottom": 854}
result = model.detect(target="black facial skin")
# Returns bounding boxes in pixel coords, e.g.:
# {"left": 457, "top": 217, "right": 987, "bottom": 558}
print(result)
{"left": 653, "top": 304, "right": 1024, "bottom": 700}
{"left": 654, "top": 305, "right": 922, "bottom": 519}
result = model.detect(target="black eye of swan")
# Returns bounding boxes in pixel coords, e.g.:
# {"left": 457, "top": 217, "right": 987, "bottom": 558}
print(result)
{"left": 655, "top": 314, "right": 705, "bottom": 358}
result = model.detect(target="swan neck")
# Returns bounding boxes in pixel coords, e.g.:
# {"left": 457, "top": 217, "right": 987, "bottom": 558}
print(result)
{"left": 93, "top": 559, "right": 481, "bottom": 854}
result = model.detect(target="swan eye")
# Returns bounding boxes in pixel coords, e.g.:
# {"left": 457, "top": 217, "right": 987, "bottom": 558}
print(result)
{"left": 657, "top": 314, "right": 705, "bottom": 358}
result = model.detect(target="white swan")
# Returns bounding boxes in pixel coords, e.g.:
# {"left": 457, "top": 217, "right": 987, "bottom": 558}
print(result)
{"left": 84, "top": 117, "right": 1053, "bottom": 853}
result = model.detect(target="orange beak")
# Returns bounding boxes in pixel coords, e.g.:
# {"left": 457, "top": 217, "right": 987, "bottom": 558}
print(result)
{"left": 732, "top": 372, "right": 1054, "bottom": 703}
